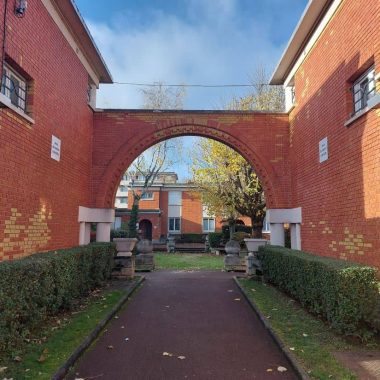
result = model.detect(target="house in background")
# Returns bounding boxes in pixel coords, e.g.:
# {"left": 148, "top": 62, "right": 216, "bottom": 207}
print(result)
{"left": 113, "top": 172, "right": 256, "bottom": 241}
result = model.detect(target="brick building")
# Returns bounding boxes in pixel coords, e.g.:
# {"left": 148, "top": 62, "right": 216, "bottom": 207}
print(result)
{"left": 113, "top": 172, "right": 254, "bottom": 241}
{"left": 0, "top": 0, "right": 379, "bottom": 269}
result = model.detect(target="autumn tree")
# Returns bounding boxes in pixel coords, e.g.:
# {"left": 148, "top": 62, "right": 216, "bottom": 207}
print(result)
{"left": 191, "top": 66, "right": 282, "bottom": 237}
{"left": 191, "top": 139, "right": 265, "bottom": 237}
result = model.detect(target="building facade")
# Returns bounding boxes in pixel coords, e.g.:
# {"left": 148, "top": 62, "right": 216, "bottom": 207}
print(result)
{"left": 0, "top": 0, "right": 379, "bottom": 269}
{"left": 113, "top": 172, "right": 253, "bottom": 241}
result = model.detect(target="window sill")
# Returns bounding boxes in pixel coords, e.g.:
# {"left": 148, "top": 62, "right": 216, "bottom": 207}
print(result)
{"left": 344, "top": 94, "right": 380, "bottom": 127}
{"left": 0, "top": 93, "right": 35, "bottom": 124}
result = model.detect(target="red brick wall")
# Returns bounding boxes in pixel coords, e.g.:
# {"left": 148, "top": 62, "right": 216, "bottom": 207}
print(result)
{"left": 289, "top": 0, "right": 380, "bottom": 267}
{"left": 181, "top": 191, "right": 203, "bottom": 234}
{"left": 92, "top": 111, "right": 291, "bottom": 210}
{"left": 0, "top": 2, "right": 93, "bottom": 260}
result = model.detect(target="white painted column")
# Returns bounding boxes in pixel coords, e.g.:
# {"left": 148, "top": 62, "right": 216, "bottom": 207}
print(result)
{"left": 96, "top": 223, "right": 112, "bottom": 242}
{"left": 270, "top": 223, "right": 285, "bottom": 246}
{"left": 290, "top": 223, "right": 301, "bottom": 250}
{"left": 79, "top": 222, "right": 91, "bottom": 245}
{"left": 78, "top": 206, "right": 115, "bottom": 245}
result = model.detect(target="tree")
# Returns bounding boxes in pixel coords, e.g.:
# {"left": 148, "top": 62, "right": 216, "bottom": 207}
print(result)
{"left": 191, "top": 139, "right": 265, "bottom": 237}
{"left": 191, "top": 66, "right": 281, "bottom": 237}
{"left": 124, "top": 82, "right": 187, "bottom": 238}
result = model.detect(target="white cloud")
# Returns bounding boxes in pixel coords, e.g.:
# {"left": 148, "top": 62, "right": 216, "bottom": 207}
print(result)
{"left": 88, "top": 2, "right": 284, "bottom": 109}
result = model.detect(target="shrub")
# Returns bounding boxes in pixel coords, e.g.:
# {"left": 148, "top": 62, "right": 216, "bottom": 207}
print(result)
{"left": 111, "top": 229, "right": 130, "bottom": 239}
{"left": 0, "top": 243, "right": 115, "bottom": 355}
{"left": 232, "top": 231, "right": 251, "bottom": 248}
{"left": 208, "top": 232, "right": 223, "bottom": 248}
{"left": 258, "top": 245, "right": 379, "bottom": 339}
{"left": 222, "top": 225, "right": 252, "bottom": 242}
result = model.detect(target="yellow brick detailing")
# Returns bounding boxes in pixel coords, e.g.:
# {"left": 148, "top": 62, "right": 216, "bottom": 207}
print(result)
{"left": 329, "top": 227, "right": 372, "bottom": 260}
{"left": 0, "top": 207, "right": 52, "bottom": 259}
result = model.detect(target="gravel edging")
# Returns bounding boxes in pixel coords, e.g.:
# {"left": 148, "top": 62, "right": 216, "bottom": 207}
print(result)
{"left": 233, "top": 276, "right": 311, "bottom": 380}
{"left": 51, "top": 276, "right": 145, "bottom": 380}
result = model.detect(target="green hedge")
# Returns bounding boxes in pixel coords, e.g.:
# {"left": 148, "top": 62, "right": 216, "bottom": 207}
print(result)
{"left": 208, "top": 232, "right": 223, "bottom": 248}
{"left": 0, "top": 243, "right": 116, "bottom": 354}
{"left": 258, "top": 245, "right": 379, "bottom": 339}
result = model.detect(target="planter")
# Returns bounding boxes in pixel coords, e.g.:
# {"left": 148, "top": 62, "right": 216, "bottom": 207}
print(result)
{"left": 136, "top": 239, "right": 154, "bottom": 254}
{"left": 113, "top": 238, "right": 138, "bottom": 253}
{"left": 225, "top": 240, "right": 240, "bottom": 255}
{"left": 244, "top": 238, "right": 268, "bottom": 253}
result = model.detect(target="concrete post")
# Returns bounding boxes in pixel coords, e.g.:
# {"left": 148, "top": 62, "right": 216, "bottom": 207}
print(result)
{"left": 290, "top": 223, "right": 301, "bottom": 250}
{"left": 96, "top": 222, "right": 112, "bottom": 242}
{"left": 270, "top": 223, "right": 285, "bottom": 246}
{"left": 79, "top": 222, "right": 91, "bottom": 245}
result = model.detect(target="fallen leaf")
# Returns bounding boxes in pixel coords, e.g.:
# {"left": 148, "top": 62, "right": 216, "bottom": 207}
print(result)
{"left": 272, "top": 308, "right": 278, "bottom": 311}
{"left": 107, "top": 345, "right": 114, "bottom": 350}
{"left": 125, "top": 338, "right": 129, "bottom": 342}
{"left": 13, "top": 356, "right": 22, "bottom": 362}
{"left": 37, "top": 354, "right": 46, "bottom": 363}
{"left": 114, "top": 316, "right": 119, "bottom": 319}
{"left": 177, "top": 356, "right": 186, "bottom": 360}
{"left": 234, "top": 298, "right": 241, "bottom": 301}
{"left": 165, "top": 305, "right": 170, "bottom": 308}
{"left": 0, "top": 368, "right": 7, "bottom": 374}
{"left": 251, "top": 288, "right": 256, "bottom": 292}
{"left": 302, "top": 333, "right": 308, "bottom": 337}
{"left": 227, "top": 290, "right": 233, "bottom": 292}
{"left": 74, "top": 378, "right": 85, "bottom": 380}
{"left": 289, "top": 347, "right": 295, "bottom": 351}
{"left": 277, "top": 366, "right": 287, "bottom": 372}
{"left": 121, "top": 326, "right": 125, "bottom": 329}
{"left": 162, "top": 352, "right": 173, "bottom": 357}
{"left": 266, "top": 368, "right": 273, "bottom": 372}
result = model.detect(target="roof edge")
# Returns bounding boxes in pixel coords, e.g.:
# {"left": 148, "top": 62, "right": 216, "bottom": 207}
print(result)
{"left": 270, "top": 0, "right": 333, "bottom": 85}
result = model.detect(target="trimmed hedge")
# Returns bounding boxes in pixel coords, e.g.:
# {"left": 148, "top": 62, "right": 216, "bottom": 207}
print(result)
{"left": 258, "top": 245, "right": 379, "bottom": 339}
{"left": 178, "top": 233, "right": 206, "bottom": 243}
{"left": 208, "top": 232, "right": 223, "bottom": 248}
{"left": 0, "top": 243, "right": 116, "bottom": 354}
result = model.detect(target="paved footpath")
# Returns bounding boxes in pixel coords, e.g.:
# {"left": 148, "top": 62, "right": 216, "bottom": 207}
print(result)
{"left": 69, "top": 271, "right": 298, "bottom": 380}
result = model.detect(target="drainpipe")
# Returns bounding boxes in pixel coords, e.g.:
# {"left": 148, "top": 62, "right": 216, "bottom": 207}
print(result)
{"left": 1, "top": 0, "right": 9, "bottom": 88}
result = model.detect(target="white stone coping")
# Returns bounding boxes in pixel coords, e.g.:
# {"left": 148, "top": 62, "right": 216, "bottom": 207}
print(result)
{"left": 78, "top": 206, "right": 115, "bottom": 223}
{"left": 267, "top": 208, "right": 302, "bottom": 224}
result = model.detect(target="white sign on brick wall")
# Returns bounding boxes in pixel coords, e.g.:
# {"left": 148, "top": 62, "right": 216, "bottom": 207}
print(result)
{"left": 319, "top": 137, "right": 328, "bottom": 163}
{"left": 51, "top": 135, "right": 61, "bottom": 162}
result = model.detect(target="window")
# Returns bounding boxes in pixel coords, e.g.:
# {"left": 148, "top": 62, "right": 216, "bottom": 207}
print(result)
{"left": 119, "top": 197, "right": 128, "bottom": 204}
{"left": 168, "top": 217, "right": 181, "bottom": 232}
{"left": 119, "top": 185, "right": 127, "bottom": 192}
{"left": 203, "top": 218, "right": 215, "bottom": 232}
{"left": 352, "top": 67, "right": 376, "bottom": 114}
{"left": 141, "top": 192, "right": 153, "bottom": 200}
{"left": 1, "top": 65, "right": 27, "bottom": 111}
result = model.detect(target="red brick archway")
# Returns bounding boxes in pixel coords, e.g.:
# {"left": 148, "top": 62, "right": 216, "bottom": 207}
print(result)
{"left": 92, "top": 110, "right": 291, "bottom": 209}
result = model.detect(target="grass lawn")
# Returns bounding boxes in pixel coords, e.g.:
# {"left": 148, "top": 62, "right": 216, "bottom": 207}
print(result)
{"left": 238, "top": 278, "right": 380, "bottom": 380}
{"left": 0, "top": 285, "right": 134, "bottom": 380}
{"left": 155, "top": 252, "right": 224, "bottom": 270}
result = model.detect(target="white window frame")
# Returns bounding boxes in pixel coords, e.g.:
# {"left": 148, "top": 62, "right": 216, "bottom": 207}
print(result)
{"left": 352, "top": 66, "right": 376, "bottom": 114}
{"left": 119, "top": 197, "right": 128, "bottom": 204}
{"left": 141, "top": 192, "right": 154, "bottom": 200}
{"left": 262, "top": 216, "right": 271, "bottom": 233}
{"left": 202, "top": 217, "right": 215, "bottom": 232}
{"left": 168, "top": 217, "right": 181, "bottom": 233}
{"left": 1, "top": 65, "right": 27, "bottom": 111}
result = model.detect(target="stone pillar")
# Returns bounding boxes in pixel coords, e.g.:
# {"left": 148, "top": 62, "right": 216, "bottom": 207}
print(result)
{"left": 78, "top": 206, "right": 115, "bottom": 245}
{"left": 290, "top": 223, "right": 301, "bottom": 250}
{"left": 96, "top": 223, "right": 112, "bottom": 242}
{"left": 270, "top": 223, "right": 285, "bottom": 246}
{"left": 79, "top": 222, "right": 91, "bottom": 245}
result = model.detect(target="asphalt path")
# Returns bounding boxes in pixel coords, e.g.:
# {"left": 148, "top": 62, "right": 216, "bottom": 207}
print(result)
{"left": 68, "top": 270, "right": 298, "bottom": 380}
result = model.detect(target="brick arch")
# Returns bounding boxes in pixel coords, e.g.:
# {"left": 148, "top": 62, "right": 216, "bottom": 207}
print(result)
{"left": 92, "top": 110, "right": 291, "bottom": 209}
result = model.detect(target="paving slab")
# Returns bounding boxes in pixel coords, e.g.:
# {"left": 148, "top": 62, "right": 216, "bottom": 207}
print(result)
{"left": 68, "top": 270, "right": 298, "bottom": 380}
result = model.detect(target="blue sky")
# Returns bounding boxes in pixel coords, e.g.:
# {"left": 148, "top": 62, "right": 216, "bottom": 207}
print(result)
{"left": 75, "top": 0, "right": 308, "bottom": 110}
{"left": 74, "top": 1, "right": 308, "bottom": 180}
